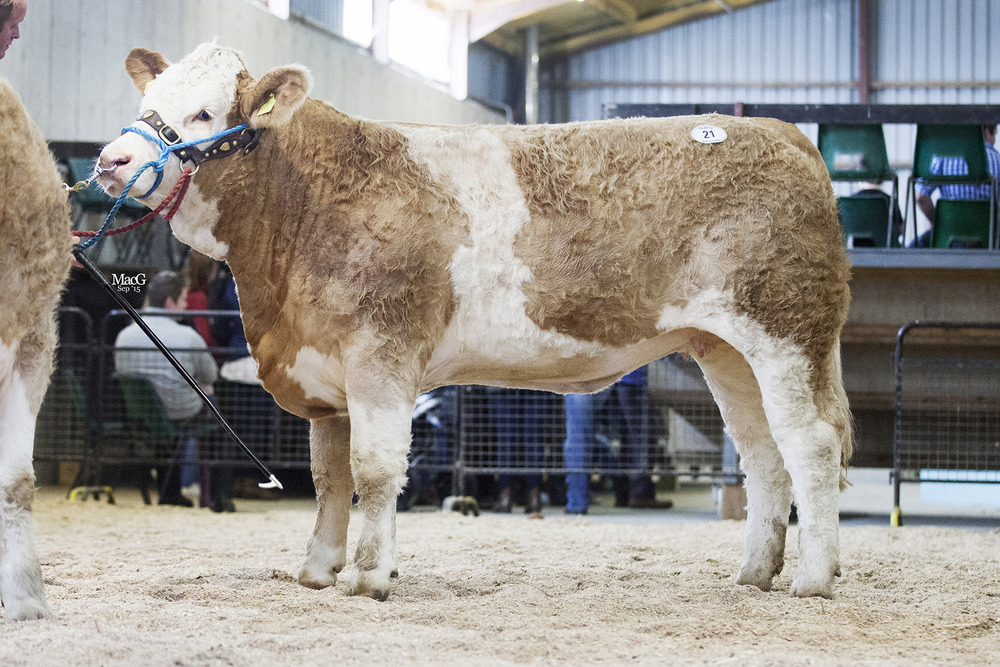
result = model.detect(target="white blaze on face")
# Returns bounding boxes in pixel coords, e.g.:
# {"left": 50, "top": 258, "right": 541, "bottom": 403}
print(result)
{"left": 394, "top": 125, "right": 606, "bottom": 373}
{"left": 99, "top": 44, "right": 245, "bottom": 256}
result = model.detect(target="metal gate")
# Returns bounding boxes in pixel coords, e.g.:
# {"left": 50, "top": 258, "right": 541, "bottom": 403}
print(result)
{"left": 892, "top": 322, "right": 1000, "bottom": 525}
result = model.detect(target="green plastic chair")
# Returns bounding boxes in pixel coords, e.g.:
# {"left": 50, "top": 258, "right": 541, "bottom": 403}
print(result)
{"left": 117, "top": 374, "right": 179, "bottom": 440}
{"left": 837, "top": 195, "right": 892, "bottom": 248}
{"left": 63, "top": 369, "right": 151, "bottom": 504}
{"left": 911, "top": 125, "right": 990, "bottom": 185}
{"left": 905, "top": 125, "right": 995, "bottom": 248}
{"left": 818, "top": 124, "right": 898, "bottom": 247}
{"left": 116, "top": 374, "right": 214, "bottom": 501}
{"left": 932, "top": 199, "right": 991, "bottom": 249}
{"left": 818, "top": 124, "right": 893, "bottom": 182}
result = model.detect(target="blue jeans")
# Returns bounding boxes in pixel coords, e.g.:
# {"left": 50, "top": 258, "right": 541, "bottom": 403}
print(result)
{"left": 179, "top": 435, "right": 199, "bottom": 488}
{"left": 564, "top": 384, "right": 655, "bottom": 512}
{"left": 487, "top": 388, "right": 545, "bottom": 491}
{"left": 563, "top": 393, "right": 597, "bottom": 512}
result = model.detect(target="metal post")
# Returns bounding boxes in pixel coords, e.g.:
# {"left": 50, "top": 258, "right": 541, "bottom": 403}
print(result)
{"left": 891, "top": 324, "right": 908, "bottom": 527}
{"left": 858, "top": 0, "right": 872, "bottom": 104}
{"left": 524, "top": 24, "right": 539, "bottom": 125}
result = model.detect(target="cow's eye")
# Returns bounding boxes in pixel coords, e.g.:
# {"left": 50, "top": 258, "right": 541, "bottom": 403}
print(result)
{"left": 194, "top": 110, "right": 213, "bottom": 122}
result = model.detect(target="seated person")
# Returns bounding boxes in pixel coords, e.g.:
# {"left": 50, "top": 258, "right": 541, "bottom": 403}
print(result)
{"left": 114, "top": 271, "right": 218, "bottom": 507}
{"left": 914, "top": 124, "right": 1000, "bottom": 247}
{"left": 212, "top": 270, "right": 280, "bottom": 501}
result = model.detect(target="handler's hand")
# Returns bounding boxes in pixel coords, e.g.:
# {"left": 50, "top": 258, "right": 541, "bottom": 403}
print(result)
{"left": 71, "top": 235, "right": 83, "bottom": 268}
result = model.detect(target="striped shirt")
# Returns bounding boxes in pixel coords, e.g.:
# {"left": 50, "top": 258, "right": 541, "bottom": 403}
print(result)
{"left": 918, "top": 142, "right": 1000, "bottom": 201}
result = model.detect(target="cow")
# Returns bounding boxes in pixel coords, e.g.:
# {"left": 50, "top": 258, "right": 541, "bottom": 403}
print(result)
{"left": 97, "top": 44, "right": 852, "bottom": 601}
{"left": 0, "top": 78, "right": 72, "bottom": 620}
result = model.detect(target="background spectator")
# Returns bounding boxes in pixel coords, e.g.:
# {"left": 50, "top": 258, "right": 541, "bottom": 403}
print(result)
{"left": 114, "top": 271, "right": 218, "bottom": 507}
{"left": 0, "top": 0, "right": 26, "bottom": 59}
{"left": 487, "top": 387, "right": 546, "bottom": 517}
{"left": 212, "top": 268, "right": 280, "bottom": 501}
{"left": 184, "top": 251, "right": 220, "bottom": 348}
{"left": 915, "top": 124, "right": 1000, "bottom": 247}
{"left": 564, "top": 367, "right": 672, "bottom": 515}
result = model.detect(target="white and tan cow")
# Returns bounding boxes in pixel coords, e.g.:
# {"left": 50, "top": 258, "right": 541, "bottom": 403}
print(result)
{"left": 98, "top": 44, "right": 852, "bottom": 601}
{"left": 0, "top": 78, "right": 72, "bottom": 620}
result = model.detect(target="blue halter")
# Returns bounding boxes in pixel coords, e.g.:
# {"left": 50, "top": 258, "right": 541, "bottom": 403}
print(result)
{"left": 78, "top": 117, "right": 255, "bottom": 251}
{"left": 121, "top": 121, "right": 251, "bottom": 198}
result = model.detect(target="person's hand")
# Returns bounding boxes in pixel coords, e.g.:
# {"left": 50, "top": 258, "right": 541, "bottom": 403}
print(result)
{"left": 71, "top": 235, "right": 83, "bottom": 268}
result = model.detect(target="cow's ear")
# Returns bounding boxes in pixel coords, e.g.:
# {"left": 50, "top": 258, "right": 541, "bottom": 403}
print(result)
{"left": 125, "top": 48, "right": 170, "bottom": 96}
{"left": 243, "top": 65, "right": 312, "bottom": 129}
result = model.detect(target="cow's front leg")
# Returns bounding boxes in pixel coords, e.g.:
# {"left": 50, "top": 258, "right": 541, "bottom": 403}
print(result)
{"left": 299, "top": 415, "right": 352, "bottom": 589}
{"left": 340, "top": 381, "right": 413, "bottom": 601}
{"left": 0, "top": 363, "right": 51, "bottom": 620}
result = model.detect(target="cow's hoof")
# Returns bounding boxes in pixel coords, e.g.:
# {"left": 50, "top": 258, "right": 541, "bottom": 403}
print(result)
{"left": 735, "top": 566, "right": 776, "bottom": 592}
{"left": 342, "top": 564, "right": 394, "bottom": 601}
{"left": 297, "top": 567, "right": 337, "bottom": 590}
{"left": 790, "top": 575, "right": 834, "bottom": 599}
{"left": 4, "top": 597, "right": 51, "bottom": 621}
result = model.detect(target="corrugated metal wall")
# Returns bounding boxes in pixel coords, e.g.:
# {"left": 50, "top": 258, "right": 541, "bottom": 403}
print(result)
{"left": 873, "top": 0, "right": 1000, "bottom": 167}
{"left": 540, "top": 0, "right": 1000, "bottom": 167}
{"left": 540, "top": 0, "right": 857, "bottom": 125}
{"left": 291, "top": 0, "right": 343, "bottom": 34}
{"left": 0, "top": 0, "right": 500, "bottom": 144}
{"left": 468, "top": 42, "right": 517, "bottom": 118}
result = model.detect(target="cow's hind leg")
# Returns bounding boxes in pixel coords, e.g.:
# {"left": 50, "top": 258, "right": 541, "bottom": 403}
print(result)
{"left": 0, "top": 344, "right": 51, "bottom": 620}
{"left": 747, "top": 344, "right": 848, "bottom": 599}
{"left": 299, "top": 415, "right": 353, "bottom": 590}
{"left": 694, "top": 339, "right": 791, "bottom": 592}
{"left": 339, "top": 379, "right": 412, "bottom": 601}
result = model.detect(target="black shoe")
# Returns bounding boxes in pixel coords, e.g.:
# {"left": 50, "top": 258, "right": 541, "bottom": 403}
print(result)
{"left": 526, "top": 488, "right": 543, "bottom": 517}
{"left": 211, "top": 497, "right": 236, "bottom": 513}
{"left": 495, "top": 488, "right": 513, "bottom": 513}
{"left": 159, "top": 495, "right": 194, "bottom": 507}
{"left": 564, "top": 508, "right": 588, "bottom": 516}
{"left": 627, "top": 497, "right": 673, "bottom": 510}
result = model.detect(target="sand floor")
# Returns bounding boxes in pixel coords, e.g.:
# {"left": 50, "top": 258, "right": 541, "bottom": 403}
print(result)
{"left": 1, "top": 487, "right": 998, "bottom": 665}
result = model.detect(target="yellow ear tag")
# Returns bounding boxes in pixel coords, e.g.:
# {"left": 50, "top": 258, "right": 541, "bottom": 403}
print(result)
{"left": 144, "top": 80, "right": 155, "bottom": 95}
{"left": 257, "top": 93, "right": 276, "bottom": 117}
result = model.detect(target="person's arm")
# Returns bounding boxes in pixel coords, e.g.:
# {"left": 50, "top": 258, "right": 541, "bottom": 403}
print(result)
{"left": 187, "top": 329, "right": 219, "bottom": 390}
{"left": 916, "top": 192, "right": 936, "bottom": 225}
{"left": 113, "top": 328, "right": 138, "bottom": 377}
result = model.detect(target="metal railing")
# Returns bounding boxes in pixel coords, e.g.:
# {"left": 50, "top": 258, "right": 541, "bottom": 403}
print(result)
{"left": 892, "top": 321, "right": 1000, "bottom": 525}
{"left": 37, "top": 309, "right": 736, "bottom": 503}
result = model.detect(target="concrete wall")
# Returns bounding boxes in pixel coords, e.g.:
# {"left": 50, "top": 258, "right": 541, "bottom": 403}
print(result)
{"left": 0, "top": 0, "right": 502, "bottom": 144}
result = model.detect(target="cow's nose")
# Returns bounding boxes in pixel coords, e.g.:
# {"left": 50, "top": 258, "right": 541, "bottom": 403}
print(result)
{"left": 98, "top": 151, "right": 132, "bottom": 172}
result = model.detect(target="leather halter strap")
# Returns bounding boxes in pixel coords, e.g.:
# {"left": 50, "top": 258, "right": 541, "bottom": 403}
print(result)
{"left": 135, "top": 110, "right": 261, "bottom": 166}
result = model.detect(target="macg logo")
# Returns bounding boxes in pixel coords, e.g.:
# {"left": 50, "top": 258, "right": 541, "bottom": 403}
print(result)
{"left": 111, "top": 272, "right": 147, "bottom": 293}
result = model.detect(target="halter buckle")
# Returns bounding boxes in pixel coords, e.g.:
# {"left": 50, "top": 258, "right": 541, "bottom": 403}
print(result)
{"left": 138, "top": 110, "right": 181, "bottom": 146}
{"left": 158, "top": 124, "right": 180, "bottom": 145}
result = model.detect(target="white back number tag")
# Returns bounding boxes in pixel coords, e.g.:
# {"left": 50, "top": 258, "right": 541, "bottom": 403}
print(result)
{"left": 691, "top": 124, "right": 727, "bottom": 144}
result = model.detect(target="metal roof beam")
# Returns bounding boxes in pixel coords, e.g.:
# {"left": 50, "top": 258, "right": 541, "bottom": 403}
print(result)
{"left": 544, "top": 0, "right": 771, "bottom": 56}
{"left": 587, "top": 0, "right": 637, "bottom": 24}
{"left": 468, "top": 0, "right": 570, "bottom": 42}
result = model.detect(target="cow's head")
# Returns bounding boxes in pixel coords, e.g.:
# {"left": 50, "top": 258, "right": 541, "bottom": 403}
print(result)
{"left": 98, "top": 43, "right": 312, "bottom": 204}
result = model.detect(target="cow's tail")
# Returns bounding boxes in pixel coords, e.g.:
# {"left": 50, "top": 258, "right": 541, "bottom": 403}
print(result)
{"left": 829, "top": 340, "right": 854, "bottom": 490}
